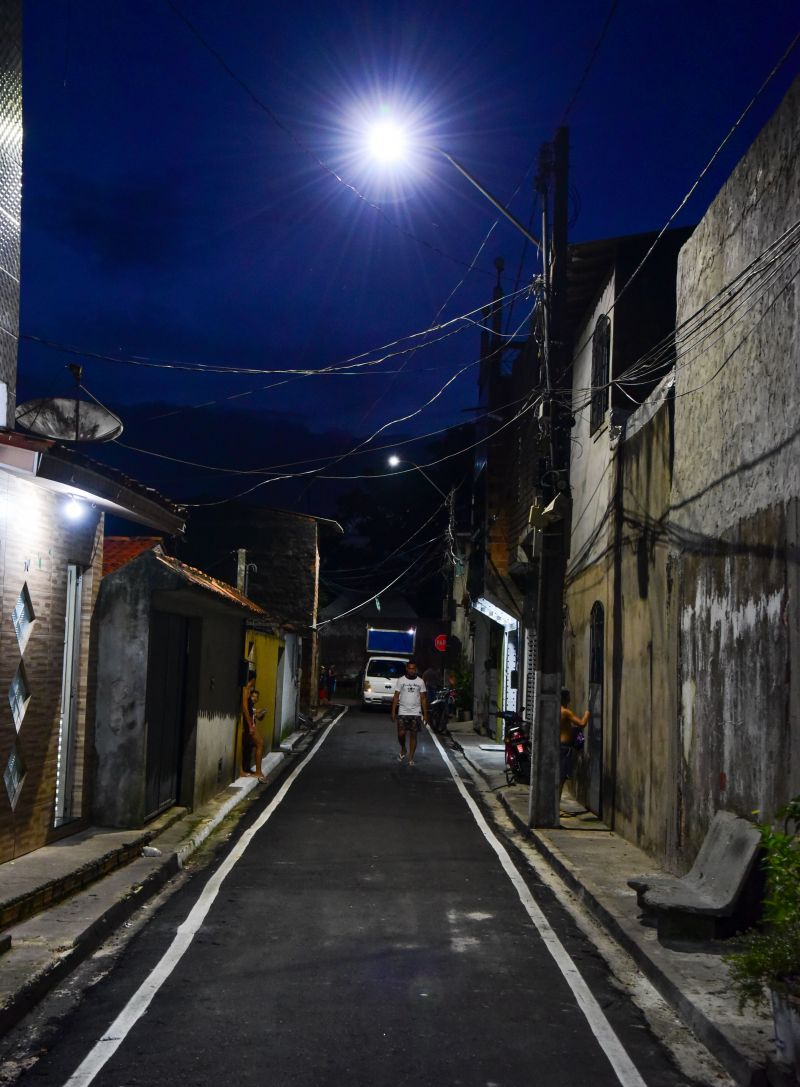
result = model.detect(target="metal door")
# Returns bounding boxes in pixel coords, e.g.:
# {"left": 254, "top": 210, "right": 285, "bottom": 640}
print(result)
{"left": 145, "top": 612, "right": 189, "bottom": 821}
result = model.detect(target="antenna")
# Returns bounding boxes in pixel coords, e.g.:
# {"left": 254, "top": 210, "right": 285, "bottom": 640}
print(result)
{"left": 15, "top": 398, "right": 123, "bottom": 442}
{"left": 15, "top": 364, "right": 123, "bottom": 442}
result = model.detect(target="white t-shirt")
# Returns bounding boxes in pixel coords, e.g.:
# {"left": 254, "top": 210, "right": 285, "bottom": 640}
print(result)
{"left": 394, "top": 675, "right": 426, "bottom": 716}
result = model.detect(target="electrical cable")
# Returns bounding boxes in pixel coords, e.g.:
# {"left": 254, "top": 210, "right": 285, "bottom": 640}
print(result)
{"left": 315, "top": 544, "right": 437, "bottom": 628}
{"left": 113, "top": 390, "right": 534, "bottom": 476}
{"left": 555, "top": 28, "right": 800, "bottom": 398}
{"left": 181, "top": 309, "right": 540, "bottom": 505}
{"left": 565, "top": 219, "right": 800, "bottom": 413}
{"left": 22, "top": 285, "right": 529, "bottom": 377}
{"left": 560, "top": 0, "right": 620, "bottom": 124}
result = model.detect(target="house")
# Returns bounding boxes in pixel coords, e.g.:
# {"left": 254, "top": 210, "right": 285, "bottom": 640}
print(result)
{"left": 563, "top": 75, "right": 800, "bottom": 869}
{"left": 0, "top": 7, "right": 185, "bottom": 861}
{"left": 562, "top": 228, "right": 692, "bottom": 827}
{"left": 178, "top": 504, "right": 343, "bottom": 711}
{"left": 93, "top": 542, "right": 271, "bottom": 827}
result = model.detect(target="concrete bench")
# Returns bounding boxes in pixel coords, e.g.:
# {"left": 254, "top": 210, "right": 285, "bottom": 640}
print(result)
{"left": 628, "top": 811, "right": 762, "bottom": 942}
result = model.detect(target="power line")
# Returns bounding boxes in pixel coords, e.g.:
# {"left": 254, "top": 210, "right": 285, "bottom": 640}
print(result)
{"left": 560, "top": 0, "right": 620, "bottom": 124}
{"left": 557, "top": 27, "right": 800, "bottom": 397}
{"left": 609, "top": 28, "right": 800, "bottom": 316}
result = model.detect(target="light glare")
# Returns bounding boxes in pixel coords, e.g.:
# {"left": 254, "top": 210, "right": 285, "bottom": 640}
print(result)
{"left": 388, "top": 455, "right": 401, "bottom": 467}
{"left": 65, "top": 496, "right": 84, "bottom": 521}
{"left": 368, "top": 120, "right": 408, "bottom": 164}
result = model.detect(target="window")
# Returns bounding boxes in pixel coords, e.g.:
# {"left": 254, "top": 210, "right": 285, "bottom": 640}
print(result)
{"left": 590, "top": 315, "right": 611, "bottom": 434}
{"left": 9, "top": 662, "right": 30, "bottom": 731}
{"left": 12, "top": 583, "right": 35, "bottom": 651}
{"left": 366, "top": 659, "right": 406, "bottom": 680}
{"left": 4, "top": 744, "right": 26, "bottom": 810}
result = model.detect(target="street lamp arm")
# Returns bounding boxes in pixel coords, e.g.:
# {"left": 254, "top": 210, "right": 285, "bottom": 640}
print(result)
{"left": 436, "top": 148, "right": 542, "bottom": 251}
{"left": 412, "top": 463, "right": 447, "bottom": 499}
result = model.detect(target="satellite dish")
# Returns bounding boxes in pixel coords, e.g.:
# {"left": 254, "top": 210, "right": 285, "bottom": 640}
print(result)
{"left": 15, "top": 397, "right": 123, "bottom": 442}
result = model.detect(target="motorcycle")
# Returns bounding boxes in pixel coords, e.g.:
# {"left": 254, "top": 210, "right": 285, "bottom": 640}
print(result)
{"left": 494, "top": 708, "right": 531, "bottom": 785}
{"left": 429, "top": 686, "right": 458, "bottom": 734}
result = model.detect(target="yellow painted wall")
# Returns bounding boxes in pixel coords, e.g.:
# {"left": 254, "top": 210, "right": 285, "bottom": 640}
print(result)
{"left": 244, "top": 630, "right": 283, "bottom": 753}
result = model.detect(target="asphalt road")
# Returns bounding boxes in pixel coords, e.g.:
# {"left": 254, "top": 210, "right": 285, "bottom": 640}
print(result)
{"left": 21, "top": 709, "right": 702, "bottom": 1087}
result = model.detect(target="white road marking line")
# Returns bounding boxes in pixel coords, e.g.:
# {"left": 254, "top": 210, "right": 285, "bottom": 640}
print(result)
{"left": 428, "top": 728, "right": 648, "bottom": 1087}
{"left": 63, "top": 710, "right": 347, "bottom": 1087}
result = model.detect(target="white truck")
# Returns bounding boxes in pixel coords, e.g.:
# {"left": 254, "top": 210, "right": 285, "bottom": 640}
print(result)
{"left": 360, "top": 626, "right": 416, "bottom": 710}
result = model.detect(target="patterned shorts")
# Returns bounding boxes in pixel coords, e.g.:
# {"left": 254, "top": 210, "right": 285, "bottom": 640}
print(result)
{"left": 397, "top": 715, "right": 422, "bottom": 733}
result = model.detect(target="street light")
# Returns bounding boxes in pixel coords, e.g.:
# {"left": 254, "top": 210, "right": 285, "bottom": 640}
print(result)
{"left": 371, "top": 116, "right": 570, "bottom": 830}
{"left": 364, "top": 118, "right": 541, "bottom": 250}
{"left": 387, "top": 454, "right": 447, "bottom": 499}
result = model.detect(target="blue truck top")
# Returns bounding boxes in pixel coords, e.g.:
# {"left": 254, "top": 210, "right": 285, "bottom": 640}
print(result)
{"left": 365, "top": 627, "right": 416, "bottom": 656}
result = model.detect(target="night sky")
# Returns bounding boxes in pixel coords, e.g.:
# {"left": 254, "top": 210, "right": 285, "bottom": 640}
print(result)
{"left": 17, "top": 0, "right": 800, "bottom": 514}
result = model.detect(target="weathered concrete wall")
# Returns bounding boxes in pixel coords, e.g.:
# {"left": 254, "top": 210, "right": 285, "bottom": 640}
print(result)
{"left": 614, "top": 395, "right": 679, "bottom": 862}
{"left": 93, "top": 562, "right": 151, "bottom": 827}
{"left": 192, "top": 614, "right": 241, "bottom": 809}
{"left": 95, "top": 554, "right": 246, "bottom": 827}
{"left": 674, "top": 505, "right": 791, "bottom": 855}
{"left": 671, "top": 75, "right": 800, "bottom": 847}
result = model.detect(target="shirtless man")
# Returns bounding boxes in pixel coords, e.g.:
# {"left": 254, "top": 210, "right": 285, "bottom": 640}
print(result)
{"left": 560, "top": 687, "right": 589, "bottom": 807}
{"left": 242, "top": 674, "right": 268, "bottom": 783}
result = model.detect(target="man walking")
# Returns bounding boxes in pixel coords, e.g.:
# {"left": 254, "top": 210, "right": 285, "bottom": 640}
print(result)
{"left": 391, "top": 659, "right": 429, "bottom": 767}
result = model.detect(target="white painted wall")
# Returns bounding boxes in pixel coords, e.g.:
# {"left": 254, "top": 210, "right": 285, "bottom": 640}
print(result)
{"left": 568, "top": 274, "right": 616, "bottom": 576}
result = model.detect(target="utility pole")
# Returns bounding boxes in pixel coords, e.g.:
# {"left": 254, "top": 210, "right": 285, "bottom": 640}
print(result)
{"left": 529, "top": 127, "right": 570, "bottom": 828}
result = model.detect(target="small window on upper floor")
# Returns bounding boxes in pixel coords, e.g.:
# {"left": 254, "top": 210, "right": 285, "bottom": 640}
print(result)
{"left": 590, "top": 315, "right": 611, "bottom": 435}
{"left": 12, "top": 583, "right": 35, "bottom": 651}
{"left": 9, "top": 662, "right": 30, "bottom": 732}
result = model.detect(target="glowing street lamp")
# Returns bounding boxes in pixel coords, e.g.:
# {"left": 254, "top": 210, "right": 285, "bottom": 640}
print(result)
{"left": 365, "top": 117, "right": 541, "bottom": 250}
{"left": 366, "top": 119, "right": 409, "bottom": 164}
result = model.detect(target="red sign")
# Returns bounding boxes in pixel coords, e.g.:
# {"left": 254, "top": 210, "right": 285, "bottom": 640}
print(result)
{"left": 434, "top": 634, "right": 448, "bottom": 653}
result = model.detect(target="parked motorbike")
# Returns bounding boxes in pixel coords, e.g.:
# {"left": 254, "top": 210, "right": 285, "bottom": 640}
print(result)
{"left": 494, "top": 709, "right": 531, "bottom": 785}
{"left": 429, "top": 686, "right": 458, "bottom": 734}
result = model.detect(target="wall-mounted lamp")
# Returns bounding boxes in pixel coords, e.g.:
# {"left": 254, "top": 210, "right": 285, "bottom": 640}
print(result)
{"left": 64, "top": 495, "right": 85, "bottom": 521}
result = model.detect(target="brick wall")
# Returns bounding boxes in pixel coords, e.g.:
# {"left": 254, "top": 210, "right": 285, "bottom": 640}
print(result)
{"left": 0, "top": 476, "right": 103, "bottom": 861}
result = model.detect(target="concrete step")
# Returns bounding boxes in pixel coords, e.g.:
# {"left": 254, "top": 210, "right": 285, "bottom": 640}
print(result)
{"left": 0, "top": 807, "right": 186, "bottom": 935}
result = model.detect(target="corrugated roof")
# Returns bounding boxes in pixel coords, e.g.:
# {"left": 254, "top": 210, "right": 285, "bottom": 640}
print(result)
{"left": 153, "top": 553, "right": 268, "bottom": 617}
{"left": 103, "top": 537, "right": 163, "bottom": 577}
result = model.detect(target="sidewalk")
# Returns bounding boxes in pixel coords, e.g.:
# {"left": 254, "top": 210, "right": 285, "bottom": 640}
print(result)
{"left": 0, "top": 715, "right": 329, "bottom": 1038}
{"left": 446, "top": 717, "right": 776, "bottom": 1087}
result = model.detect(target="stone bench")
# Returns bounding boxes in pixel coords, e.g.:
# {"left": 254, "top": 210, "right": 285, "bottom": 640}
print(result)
{"left": 628, "top": 811, "right": 762, "bottom": 942}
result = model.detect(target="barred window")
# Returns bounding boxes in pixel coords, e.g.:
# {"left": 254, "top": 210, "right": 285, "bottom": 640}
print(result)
{"left": 4, "top": 744, "right": 26, "bottom": 810}
{"left": 590, "top": 315, "right": 611, "bottom": 434}
{"left": 12, "top": 583, "right": 34, "bottom": 650}
{"left": 9, "top": 662, "right": 30, "bottom": 731}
